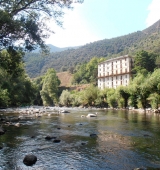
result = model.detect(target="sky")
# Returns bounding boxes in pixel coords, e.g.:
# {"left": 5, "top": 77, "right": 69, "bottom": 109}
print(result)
{"left": 46, "top": 0, "right": 160, "bottom": 48}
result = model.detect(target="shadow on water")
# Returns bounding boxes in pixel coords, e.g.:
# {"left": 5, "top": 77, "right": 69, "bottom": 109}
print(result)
{"left": 0, "top": 108, "right": 160, "bottom": 169}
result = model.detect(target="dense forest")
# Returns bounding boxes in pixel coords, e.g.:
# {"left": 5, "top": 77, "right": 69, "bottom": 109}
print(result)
{"left": 0, "top": 0, "right": 160, "bottom": 110}
{"left": 24, "top": 20, "right": 160, "bottom": 78}
{"left": 59, "top": 50, "right": 160, "bottom": 110}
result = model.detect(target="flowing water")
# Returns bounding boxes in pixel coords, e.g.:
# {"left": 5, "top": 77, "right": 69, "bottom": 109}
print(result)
{"left": 0, "top": 107, "right": 160, "bottom": 170}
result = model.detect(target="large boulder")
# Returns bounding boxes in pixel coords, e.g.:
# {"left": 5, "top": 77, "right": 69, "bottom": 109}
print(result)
{"left": 23, "top": 154, "right": 37, "bottom": 166}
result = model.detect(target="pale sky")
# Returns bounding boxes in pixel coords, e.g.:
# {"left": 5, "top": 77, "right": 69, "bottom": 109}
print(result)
{"left": 46, "top": 0, "right": 160, "bottom": 48}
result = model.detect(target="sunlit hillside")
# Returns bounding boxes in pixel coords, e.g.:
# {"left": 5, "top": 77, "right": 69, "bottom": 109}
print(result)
{"left": 57, "top": 72, "right": 73, "bottom": 87}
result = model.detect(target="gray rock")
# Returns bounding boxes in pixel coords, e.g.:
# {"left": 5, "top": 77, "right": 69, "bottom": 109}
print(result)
{"left": 23, "top": 154, "right": 37, "bottom": 166}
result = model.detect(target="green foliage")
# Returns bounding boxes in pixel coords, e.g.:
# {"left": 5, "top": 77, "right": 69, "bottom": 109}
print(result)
{"left": 94, "top": 89, "right": 108, "bottom": 107}
{"left": 72, "top": 57, "right": 104, "bottom": 84}
{"left": 79, "top": 84, "right": 98, "bottom": 106}
{"left": 0, "top": 0, "right": 83, "bottom": 51}
{"left": 156, "top": 56, "right": 160, "bottom": 68}
{"left": 0, "top": 48, "right": 24, "bottom": 77}
{"left": 32, "top": 77, "right": 43, "bottom": 105}
{"left": 128, "top": 73, "right": 150, "bottom": 109}
{"left": 116, "top": 86, "right": 130, "bottom": 108}
{"left": 127, "top": 69, "right": 160, "bottom": 109}
{"left": 0, "top": 49, "right": 36, "bottom": 107}
{"left": 57, "top": 69, "right": 160, "bottom": 109}
{"left": 40, "top": 68, "right": 60, "bottom": 106}
{"left": 59, "top": 90, "right": 72, "bottom": 106}
{"left": 0, "top": 87, "right": 9, "bottom": 107}
{"left": 148, "top": 93, "right": 160, "bottom": 109}
{"left": 70, "top": 91, "right": 83, "bottom": 107}
{"left": 132, "top": 50, "right": 157, "bottom": 74}
{"left": 105, "top": 88, "right": 117, "bottom": 108}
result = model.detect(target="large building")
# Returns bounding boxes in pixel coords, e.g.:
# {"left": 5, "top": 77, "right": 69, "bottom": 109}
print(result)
{"left": 98, "top": 55, "right": 133, "bottom": 89}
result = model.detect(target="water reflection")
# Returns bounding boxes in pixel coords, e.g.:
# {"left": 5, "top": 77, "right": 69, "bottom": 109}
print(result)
{"left": 0, "top": 108, "right": 160, "bottom": 169}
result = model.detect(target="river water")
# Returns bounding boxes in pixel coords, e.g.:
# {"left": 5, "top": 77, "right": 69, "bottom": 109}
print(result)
{"left": 0, "top": 107, "right": 160, "bottom": 170}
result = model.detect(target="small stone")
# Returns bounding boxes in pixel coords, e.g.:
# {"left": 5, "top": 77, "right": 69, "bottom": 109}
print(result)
{"left": 45, "top": 135, "right": 52, "bottom": 140}
{"left": 31, "top": 135, "right": 36, "bottom": 138}
{"left": 45, "top": 135, "right": 57, "bottom": 140}
{"left": 23, "top": 154, "right": 37, "bottom": 166}
{"left": 53, "top": 139, "right": 61, "bottom": 143}
{"left": 90, "top": 134, "right": 97, "bottom": 137}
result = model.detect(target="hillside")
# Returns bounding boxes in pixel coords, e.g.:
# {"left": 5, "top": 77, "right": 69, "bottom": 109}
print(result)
{"left": 57, "top": 72, "right": 73, "bottom": 87}
{"left": 33, "top": 44, "right": 80, "bottom": 53}
{"left": 24, "top": 19, "right": 160, "bottom": 78}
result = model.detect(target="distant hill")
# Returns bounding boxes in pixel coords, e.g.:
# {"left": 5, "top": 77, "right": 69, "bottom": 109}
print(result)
{"left": 33, "top": 44, "right": 80, "bottom": 53}
{"left": 24, "top": 19, "right": 160, "bottom": 78}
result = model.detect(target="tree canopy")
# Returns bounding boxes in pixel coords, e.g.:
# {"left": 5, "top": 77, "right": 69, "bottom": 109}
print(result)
{"left": 0, "top": 0, "right": 83, "bottom": 51}
{"left": 132, "top": 50, "right": 157, "bottom": 74}
{"left": 40, "top": 68, "right": 60, "bottom": 106}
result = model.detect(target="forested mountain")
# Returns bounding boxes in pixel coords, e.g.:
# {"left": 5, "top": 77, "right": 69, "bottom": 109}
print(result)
{"left": 33, "top": 44, "right": 80, "bottom": 53}
{"left": 24, "top": 19, "right": 160, "bottom": 78}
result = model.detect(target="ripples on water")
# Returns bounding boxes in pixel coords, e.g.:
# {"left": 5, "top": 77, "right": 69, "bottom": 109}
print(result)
{"left": 0, "top": 108, "right": 160, "bottom": 170}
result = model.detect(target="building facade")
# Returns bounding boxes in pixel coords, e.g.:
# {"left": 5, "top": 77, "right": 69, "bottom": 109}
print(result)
{"left": 98, "top": 55, "right": 133, "bottom": 89}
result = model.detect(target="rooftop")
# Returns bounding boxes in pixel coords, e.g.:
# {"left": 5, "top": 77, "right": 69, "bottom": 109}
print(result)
{"left": 98, "top": 55, "right": 132, "bottom": 65}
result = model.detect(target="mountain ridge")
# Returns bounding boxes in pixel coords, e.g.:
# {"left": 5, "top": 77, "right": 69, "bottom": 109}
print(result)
{"left": 33, "top": 44, "right": 80, "bottom": 53}
{"left": 24, "top": 19, "right": 160, "bottom": 78}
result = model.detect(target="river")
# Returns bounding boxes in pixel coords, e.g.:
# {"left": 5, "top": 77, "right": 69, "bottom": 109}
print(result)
{"left": 0, "top": 107, "right": 160, "bottom": 170}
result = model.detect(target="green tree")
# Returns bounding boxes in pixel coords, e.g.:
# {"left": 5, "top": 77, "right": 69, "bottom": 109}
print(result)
{"left": 72, "top": 63, "right": 87, "bottom": 84}
{"left": 0, "top": 87, "right": 9, "bottom": 107}
{"left": 70, "top": 91, "right": 83, "bottom": 107}
{"left": 40, "top": 68, "right": 60, "bottom": 106}
{"left": 81, "top": 84, "right": 98, "bottom": 106}
{"left": 132, "top": 50, "right": 157, "bottom": 74}
{"left": 95, "top": 88, "right": 108, "bottom": 107}
{"left": 0, "top": 48, "right": 24, "bottom": 77}
{"left": 106, "top": 88, "right": 117, "bottom": 108}
{"left": 85, "top": 57, "right": 99, "bottom": 83}
{"left": 128, "top": 73, "right": 150, "bottom": 109}
{"left": 59, "top": 90, "right": 71, "bottom": 106}
{"left": 0, "top": 0, "right": 83, "bottom": 51}
{"left": 0, "top": 49, "right": 36, "bottom": 106}
{"left": 148, "top": 93, "right": 160, "bottom": 109}
{"left": 116, "top": 86, "right": 130, "bottom": 108}
{"left": 32, "top": 76, "right": 43, "bottom": 105}
{"left": 72, "top": 57, "right": 105, "bottom": 84}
